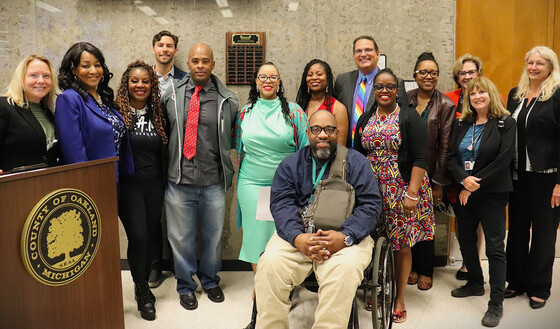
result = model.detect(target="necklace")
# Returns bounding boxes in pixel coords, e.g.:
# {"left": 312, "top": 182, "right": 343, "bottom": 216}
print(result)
{"left": 376, "top": 103, "right": 399, "bottom": 122}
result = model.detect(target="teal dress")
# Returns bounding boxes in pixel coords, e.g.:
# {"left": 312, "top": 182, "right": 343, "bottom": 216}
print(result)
{"left": 235, "top": 98, "right": 309, "bottom": 263}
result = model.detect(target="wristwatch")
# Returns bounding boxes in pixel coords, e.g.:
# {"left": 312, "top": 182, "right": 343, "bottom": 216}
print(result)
{"left": 344, "top": 234, "right": 354, "bottom": 247}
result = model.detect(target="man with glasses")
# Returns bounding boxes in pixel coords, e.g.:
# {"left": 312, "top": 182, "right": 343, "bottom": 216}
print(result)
{"left": 161, "top": 43, "right": 238, "bottom": 310}
{"left": 254, "top": 110, "right": 382, "bottom": 328}
{"left": 333, "top": 35, "right": 406, "bottom": 147}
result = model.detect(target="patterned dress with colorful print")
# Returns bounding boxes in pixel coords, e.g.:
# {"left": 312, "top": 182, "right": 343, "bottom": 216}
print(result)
{"left": 361, "top": 109, "right": 434, "bottom": 250}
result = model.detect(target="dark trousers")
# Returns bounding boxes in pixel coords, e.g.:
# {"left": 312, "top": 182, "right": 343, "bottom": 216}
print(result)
{"left": 506, "top": 171, "right": 560, "bottom": 300}
{"left": 118, "top": 176, "right": 165, "bottom": 283}
{"left": 411, "top": 240, "right": 434, "bottom": 277}
{"left": 455, "top": 192, "right": 507, "bottom": 303}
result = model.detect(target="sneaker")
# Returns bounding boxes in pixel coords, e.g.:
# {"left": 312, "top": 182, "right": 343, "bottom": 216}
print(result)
{"left": 451, "top": 282, "right": 484, "bottom": 298}
{"left": 481, "top": 301, "right": 503, "bottom": 327}
{"left": 148, "top": 265, "right": 163, "bottom": 288}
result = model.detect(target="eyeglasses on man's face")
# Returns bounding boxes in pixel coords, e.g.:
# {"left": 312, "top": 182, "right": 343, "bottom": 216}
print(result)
{"left": 257, "top": 74, "right": 280, "bottom": 82}
{"left": 373, "top": 83, "right": 397, "bottom": 92}
{"left": 415, "top": 70, "right": 439, "bottom": 78}
{"left": 354, "top": 48, "right": 376, "bottom": 55}
{"left": 309, "top": 125, "right": 336, "bottom": 135}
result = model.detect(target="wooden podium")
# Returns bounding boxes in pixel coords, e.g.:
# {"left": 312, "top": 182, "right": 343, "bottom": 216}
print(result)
{"left": 0, "top": 158, "right": 124, "bottom": 329}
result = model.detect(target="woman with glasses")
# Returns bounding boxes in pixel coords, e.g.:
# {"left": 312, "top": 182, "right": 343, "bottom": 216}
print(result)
{"left": 446, "top": 53, "right": 483, "bottom": 116}
{"left": 406, "top": 52, "right": 456, "bottom": 291}
{"left": 447, "top": 77, "right": 514, "bottom": 327}
{"left": 354, "top": 68, "right": 434, "bottom": 323}
{"left": 234, "top": 62, "right": 309, "bottom": 276}
{"left": 296, "top": 59, "right": 348, "bottom": 145}
{"left": 505, "top": 46, "right": 560, "bottom": 310}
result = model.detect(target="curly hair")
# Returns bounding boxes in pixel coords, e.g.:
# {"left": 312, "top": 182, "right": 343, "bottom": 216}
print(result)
{"left": 58, "top": 42, "right": 115, "bottom": 107}
{"left": 247, "top": 62, "right": 291, "bottom": 124}
{"left": 115, "top": 60, "right": 168, "bottom": 144}
{"left": 295, "top": 59, "right": 335, "bottom": 112}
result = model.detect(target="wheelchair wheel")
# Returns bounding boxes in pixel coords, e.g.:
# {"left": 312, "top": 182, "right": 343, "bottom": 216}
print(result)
{"left": 347, "top": 297, "right": 359, "bottom": 329}
{"left": 370, "top": 236, "right": 396, "bottom": 329}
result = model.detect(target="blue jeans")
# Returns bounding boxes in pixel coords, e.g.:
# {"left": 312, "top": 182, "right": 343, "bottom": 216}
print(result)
{"left": 165, "top": 182, "right": 225, "bottom": 294}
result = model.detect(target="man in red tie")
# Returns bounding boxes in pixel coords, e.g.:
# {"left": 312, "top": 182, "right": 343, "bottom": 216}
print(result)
{"left": 161, "top": 43, "right": 238, "bottom": 311}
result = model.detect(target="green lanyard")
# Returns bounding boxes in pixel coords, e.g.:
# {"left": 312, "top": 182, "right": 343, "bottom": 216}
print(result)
{"left": 309, "top": 158, "right": 329, "bottom": 204}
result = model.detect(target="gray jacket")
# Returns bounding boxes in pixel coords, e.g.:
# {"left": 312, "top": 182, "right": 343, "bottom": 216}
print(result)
{"left": 162, "top": 74, "right": 238, "bottom": 190}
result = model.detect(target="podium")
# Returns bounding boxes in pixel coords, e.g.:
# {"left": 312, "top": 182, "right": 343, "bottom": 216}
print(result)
{"left": 0, "top": 158, "right": 124, "bottom": 329}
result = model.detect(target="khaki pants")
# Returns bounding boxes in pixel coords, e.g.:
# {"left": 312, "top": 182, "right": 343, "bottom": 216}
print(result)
{"left": 255, "top": 233, "right": 374, "bottom": 329}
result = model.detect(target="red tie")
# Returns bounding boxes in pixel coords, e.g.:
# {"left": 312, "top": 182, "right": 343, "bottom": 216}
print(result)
{"left": 182, "top": 85, "right": 202, "bottom": 159}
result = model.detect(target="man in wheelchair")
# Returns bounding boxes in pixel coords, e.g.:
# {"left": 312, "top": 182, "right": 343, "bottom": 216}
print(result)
{"left": 254, "top": 110, "right": 382, "bottom": 328}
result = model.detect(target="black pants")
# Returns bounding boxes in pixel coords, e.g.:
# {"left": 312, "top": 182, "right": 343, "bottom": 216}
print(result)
{"left": 506, "top": 171, "right": 560, "bottom": 300}
{"left": 455, "top": 192, "right": 507, "bottom": 303}
{"left": 411, "top": 240, "right": 434, "bottom": 277}
{"left": 118, "top": 176, "right": 165, "bottom": 283}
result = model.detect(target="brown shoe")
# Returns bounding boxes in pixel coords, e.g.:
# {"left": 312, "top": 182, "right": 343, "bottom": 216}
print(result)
{"left": 407, "top": 271, "right": 418, "bottom": 285}
{"left": 417, "top": 275, "right": 433, "bottom": 290}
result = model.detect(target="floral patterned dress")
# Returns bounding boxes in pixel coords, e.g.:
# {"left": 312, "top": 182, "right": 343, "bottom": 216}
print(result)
{"left": 361, "top": 110, "right": 434, "bottom": 250}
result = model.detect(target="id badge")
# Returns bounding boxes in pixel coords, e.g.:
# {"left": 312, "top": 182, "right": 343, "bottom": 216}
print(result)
{"left": 464, "top": 161, "right": 475, "bottom": 170}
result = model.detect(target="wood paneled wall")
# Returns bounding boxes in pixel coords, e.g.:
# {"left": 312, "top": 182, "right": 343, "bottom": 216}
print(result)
{"left": 456, "top": 0, "right": 560, "bottom": 97}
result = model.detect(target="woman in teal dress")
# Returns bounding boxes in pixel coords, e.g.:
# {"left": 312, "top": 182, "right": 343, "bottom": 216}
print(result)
{"left": 234, "top": 62, "right": 309, "bottom": 274}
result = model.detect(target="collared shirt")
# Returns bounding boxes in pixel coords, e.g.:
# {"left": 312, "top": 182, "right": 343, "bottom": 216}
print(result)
{"left": 155, "top": 65, "right": 176, "bottom": 97}
{"left": 270, "top": 146, "right": 382, "bottom": 245}
{"left": 352, "top": 67, "right": 379, "bottom": 113}
{"left": 180, "top": 78, "right": 221, "bottom": 185}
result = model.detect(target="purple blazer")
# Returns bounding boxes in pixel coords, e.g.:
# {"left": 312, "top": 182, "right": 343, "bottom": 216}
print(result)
{"left": 55, "top": 88, "right": 134, "bottom": 177}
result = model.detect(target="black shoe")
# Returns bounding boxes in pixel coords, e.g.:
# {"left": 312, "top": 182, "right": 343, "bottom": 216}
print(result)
{"left": 455, "top": 269, "right": 469, "bottom": 281}
{"left": 481, "top": 301, "right": 503, "bottom": 327}
{"left": 529, "top": 297, "right": 546, "bottom": 309}
{"left": 451, "top": 282, "right": 484, "bottom": 298}
{"left": 148, "top": 265, "right": 164, "bottom": 288}
{"left": 135, "top": 281, "right": 156, "bottom": 321}
{"left": 204, "top": 286, "right": 225, "bottom": 303}
{"left": 504, "top": 288, "right": 524, "bottom": 299}
{"left": 180, "top": 292, "right": 198, "bottom": 310}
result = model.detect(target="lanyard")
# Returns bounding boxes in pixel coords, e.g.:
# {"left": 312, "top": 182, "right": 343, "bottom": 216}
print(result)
{"left": 469, "top": 124, "right": 484, "bottom": 160}
{"left": 309, "top": 158, "right": 329, "bottom": 204}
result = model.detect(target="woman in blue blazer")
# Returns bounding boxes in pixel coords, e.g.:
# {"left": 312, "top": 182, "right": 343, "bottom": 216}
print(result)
{"left": 55, "top": 42, "right": 133, "bottom": 177}
{"left": 447, "top": 77, "right": 515, "bottom": 327}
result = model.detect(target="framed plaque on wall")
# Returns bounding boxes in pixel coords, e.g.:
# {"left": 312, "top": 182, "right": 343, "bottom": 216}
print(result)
{"left": 226, "top": 32, "right": 266, "bottom": 85}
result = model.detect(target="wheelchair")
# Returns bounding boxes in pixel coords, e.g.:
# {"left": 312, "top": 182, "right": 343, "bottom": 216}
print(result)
{"left": 247, "top": 232, "right": 395, "bottom": 329}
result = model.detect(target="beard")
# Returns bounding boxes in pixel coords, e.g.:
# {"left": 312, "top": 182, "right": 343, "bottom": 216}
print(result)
{"left": 311, "top": 139, "right": 336, "bottom": 160}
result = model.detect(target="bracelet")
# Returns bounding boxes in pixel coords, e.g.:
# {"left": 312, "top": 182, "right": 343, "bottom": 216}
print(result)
{"left": 404, "top": 192, "right": 418, "bottom": 201}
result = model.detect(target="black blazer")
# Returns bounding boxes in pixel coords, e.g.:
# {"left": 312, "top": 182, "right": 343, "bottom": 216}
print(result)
{"left": 447, "top": 116, "right": 516, "bottom": 194}
{"left": 0, "top": 97, "right": 60, "bottom": 171}
{"left": 507, "top": 87, "right": 560, "bottom": 182}
{"left": 353, "top": 102, "right": 428, "bottom": 182}
{"left": 333, "top": 69, "right": 407, "bottom": 148}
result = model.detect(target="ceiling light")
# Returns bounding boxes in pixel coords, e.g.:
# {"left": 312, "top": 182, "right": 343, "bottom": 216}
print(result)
{"left": 137, "top": 5, "right": 157, "bottom": 17}
{"left": 221, "top": 9, "right": 233, "bottom": 18}
{"left": 216, "top": 0, "right": 229, "bottom": 8}
{"left": 288, "top": 2, "right": 299, "bottom": 12}
{"left": 36, "top": 1, "right": 62, "bottom": 13}
{"left": 154, "top": 16, "right": 170, "bottom": 25}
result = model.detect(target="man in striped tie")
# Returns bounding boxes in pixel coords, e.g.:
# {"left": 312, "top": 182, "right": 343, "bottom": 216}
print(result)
{"left": 333, "top": 35, "right": 407, "bottom": 148}
{"left": 161, "top": 43, "right": 239, "bottom": 311}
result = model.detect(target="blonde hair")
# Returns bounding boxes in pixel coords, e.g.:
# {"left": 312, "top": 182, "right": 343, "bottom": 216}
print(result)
{"left": 452, "top": 53, "right": 484, "bottom": 86}
{"left": 514, "top": 46, "right": 560, "bottom": 102}
{"left": 3, "top": 55, "right": 59, "bottom": 112}
{"left": 460, "top": 77, "right": 509, "bottom": 123}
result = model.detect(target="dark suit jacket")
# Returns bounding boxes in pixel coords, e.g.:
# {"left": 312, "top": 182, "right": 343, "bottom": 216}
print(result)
{"left": 333, "top": 69, "right": 407, "bottom": 147}
{"left": 447, "top": 116, "right": 516, "bottom": 194}
{"left": 507, "top": 87, "right": 560, "bottom": 182}
{"left": 55, "top": 89, "right": 134, "bottom": 177}
{"left": 0, "top": 97, "right": 60, "bottom": 171}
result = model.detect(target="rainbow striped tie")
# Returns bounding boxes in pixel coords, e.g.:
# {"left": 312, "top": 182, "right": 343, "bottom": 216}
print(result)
{"left": 352, "top": 76, "right": 367, "bottom": 146}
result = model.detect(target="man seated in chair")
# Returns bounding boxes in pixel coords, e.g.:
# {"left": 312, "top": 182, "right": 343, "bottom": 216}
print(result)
{"left": 254, "top": 110, "right": 382, "bottom": 329}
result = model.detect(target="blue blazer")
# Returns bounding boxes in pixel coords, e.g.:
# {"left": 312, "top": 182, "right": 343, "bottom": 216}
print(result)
{"left": 55, "top": 88, "right": 134, "bottom": 177}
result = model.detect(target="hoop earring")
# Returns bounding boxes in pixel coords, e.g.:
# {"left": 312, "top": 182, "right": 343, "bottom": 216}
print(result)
{"left": 307, "top": 87, "right": 310, "bottom": 94}
{"left": 326, "top": 86, "right": 329, "bottom": 94}
{"left": 100, "top": 75, "right": 105, "bottom": 83}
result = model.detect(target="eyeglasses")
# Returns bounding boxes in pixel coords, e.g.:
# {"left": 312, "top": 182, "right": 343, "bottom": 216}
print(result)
{"left": 373, "top": 83, "right": 397, "bottom": 92}
{"left": 309, "top": 125, "right": 336, "bottom": 135}
{"left": 257, "top": 74, "right": 280, "bottom": 82}
{"left": 458, "top": 70, "right": 478, "bottom": 78}
{"left": 415, "top": 70, "right": 439, "bottom": 78}
{"left": 354, "top": 48, "right": 376, "bottom": 55}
